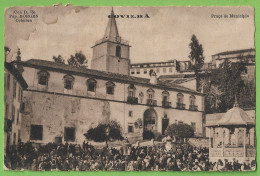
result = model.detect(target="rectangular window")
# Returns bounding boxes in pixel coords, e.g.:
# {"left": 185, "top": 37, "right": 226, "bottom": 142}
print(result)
{"left": 144, "top": 69, "right": 147, "bottom": 74}
{"left": 16, "top": 109, "right": 19, "bottom": 124}
{"left": 191, "top": 122, "right": 196, "bottom": 132}
{"left": 129, "top": 90, "right": 134, "bottom": 97}
{"left": 131, "top": 71, "right": 135, "bottom": 74}
{"left": 30, "top": 125, "right": 43, "bottom": 140}
{"left": 39, "top": 76, "right": 48, "bottom": 85}
{"left": 7, "top": 73, "right": 10, "bottom": 90}
{"left": 129, "top": 110, "right": 133, "bottom": 117}
{"left": 5, "top": 104, "right": 9, "bottom": 119}
{"left": 169, "top": 67, "right": 173, "bottom": 72}
{"left": 106, "top": 86, "right": 114, "bottom": 95}
{"left": 148, "top": 94, "right": 153, "bottom": 100}
{"left": 88, "top": 83, "right": 95, "bottom": 92}
{"left": 65, "top": 80, "right": 72, "bottom": 89}
{"left": 64, "top": 127, "right": 75, "bottom": 142}
{"left": 20, "top": 102, "right": 25, "bottom": 113}
{"left": 12, "top": 105, "right": 15, "bottom": 122}
{"left": 163, "top": 68, "right": 167, "bottom": 73}
{"left": 13, "top": 79, "right": 17, "bottom": 98}
{"left": 136, "top": 69, "right": 140, "bottom": 74}
{"left": 156, "top": 68, "right": 160, "bottom": 73}
{"left": 128, "top": 125, "right": 133, "bottom": 133}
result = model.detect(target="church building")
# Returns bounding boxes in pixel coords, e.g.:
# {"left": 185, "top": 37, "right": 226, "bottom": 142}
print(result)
{"left": 18, "top": 9, "right": 205, "bottom": 144}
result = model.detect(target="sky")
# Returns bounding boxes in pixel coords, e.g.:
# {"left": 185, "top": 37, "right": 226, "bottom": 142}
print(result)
{"left": 5, "top": 6, "right": 255, "bottom": 65}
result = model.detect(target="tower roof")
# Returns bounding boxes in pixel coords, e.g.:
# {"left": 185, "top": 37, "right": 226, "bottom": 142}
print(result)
{"left": 104, "top": 8, "right": 120, "bottom": 41}
{"left": 92, "top": 8, "right": 129, "bottom": 47}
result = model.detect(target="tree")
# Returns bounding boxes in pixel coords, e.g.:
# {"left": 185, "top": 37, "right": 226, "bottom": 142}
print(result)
{"left": 213, "top": 60, "right": 247, "bottom": 112}
{"left": 165, "top": 123, "right": 194, "bottom": 141}
{"left": 4, "top": 46, "right": 11, "bottom": 59}
{"left": 189, "top": 35, "right": 205, "bottom": 91}
{"left": 203, "top": 58, "right": 253, "bottom": 113}
{"left": 84, "top": 120, "right": 123, "bottom": 146}
{"left": 52, "top": 55, "right": 65, "bottom": 64}
{"left": 199, "top": 77, "right": 223, "bottom": 114}
{"left": 67, "top": 51, "right": 87, "bottom": 67}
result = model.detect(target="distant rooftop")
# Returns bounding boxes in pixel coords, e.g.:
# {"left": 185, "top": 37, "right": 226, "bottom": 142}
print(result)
{"left": 213, "top": 48, "right": 255, "bottom": 56}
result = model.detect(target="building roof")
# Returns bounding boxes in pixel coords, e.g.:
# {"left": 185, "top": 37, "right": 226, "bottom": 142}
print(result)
{"left": 159, "top": 74, "right": 195, "bottom": 79}
{"left": 213, "top": 48, "right": 255, "bottom": 56}
{"left": 206, "top": 105, "right": 255, "bottom": 127}
{"left": 131, "top": 60, "right": 176, "bottom": 67}
{"left": 5, "top": 62, "right": 28, "bottom": 89}
{"left": 21, "top": 59, "right": 204, "bottom": 95}
{"left": 170, "top": 77, "right": 196, "bottom": 84}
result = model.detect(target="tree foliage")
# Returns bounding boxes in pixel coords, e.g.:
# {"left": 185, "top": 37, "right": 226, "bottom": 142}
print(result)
{"left": 67, "top": 51, "right": 87, "bottom": 67}
{"left": 84, "top": 120, "right": 123, "bottom": 142}
{"left": 4, "top": 46, "right": 11, "bottom": 56}
{"left": 189, "top": 35, "right": 204, "bottom": 90}
{"left": 202, "top": 58, "right": 255, "bottom": 113}
{"left": 165, "top": 123, "right": 194, "bottom": 139}
{"left": 52, "top": 55, "right": 65, "bottom": 64}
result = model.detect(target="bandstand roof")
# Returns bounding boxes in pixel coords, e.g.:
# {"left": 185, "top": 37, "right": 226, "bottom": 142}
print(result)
{"left": 206, "top": 105, "right": 255, "bottom": 127}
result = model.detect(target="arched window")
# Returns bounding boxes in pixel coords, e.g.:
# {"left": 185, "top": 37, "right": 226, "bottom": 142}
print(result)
{"left": 146, "top": 88, "right": 156, "bottom": 106}
{"left": 189, "top": 95, "right": 196, "bottom": 105}
{"left": 147, "top": 88, "right": 155, "bottom": 100}
{"left": 116, "top": 46, "right": 121, "bottom": 58}
{"left": 106, "top": 81, "right": 115, "bottom": 95}
{"left": 37, "top": 70, "right": 50, "bottom": 86}
{"left": 162, "top": 90, "right": 169, "bottom": 101}
{"left": 177, "top": 93, "right": 184, "bottom": 104}
{"left": 189, "top": 95, "right": 198, "bottom": 111}
{"left": 86, "top": 78, "right": 97, "bottom": 92}
{"left": 128, "top": 84, "right": 136, "bottom": 98}
{"left": 63, "top": 75, "right": 75, "bottom": 90}
{"left": 162, "top": 90, "right": 170, "bottom": 108}
{"left": 127, "top": 84, "right": 138, "bottom": 104}
{"left": 177, "top": 93, "right": 184, "bottom": 109}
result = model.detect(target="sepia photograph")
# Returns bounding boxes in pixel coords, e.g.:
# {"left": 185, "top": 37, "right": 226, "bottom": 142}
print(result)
{"left": 4, "top": 6, "right": 255, "bottom": 171}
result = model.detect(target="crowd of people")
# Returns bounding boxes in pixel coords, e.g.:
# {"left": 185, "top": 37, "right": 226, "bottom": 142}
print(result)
{"left": 4, "top": 140, "right": 255, "bottom": 171}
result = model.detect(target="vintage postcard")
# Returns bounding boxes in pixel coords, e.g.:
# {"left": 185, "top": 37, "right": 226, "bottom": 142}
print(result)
{"left": 4, "top": 6, "right": 255, "bottom": 171}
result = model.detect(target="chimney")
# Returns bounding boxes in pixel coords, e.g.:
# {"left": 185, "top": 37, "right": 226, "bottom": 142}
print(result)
{"left": 149, "top": 70, "right": 158, "bottom": 84}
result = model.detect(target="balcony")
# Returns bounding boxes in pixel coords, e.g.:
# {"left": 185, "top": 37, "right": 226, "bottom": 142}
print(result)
{"left": 162, "top": 101, "right": 171, "bottom": 108}
{"left": 147, "top": 99, "right": 157, "bottom": 106}
{"left": 176, "top": 103, "right": 186, "bottom": 109}
{"left": 127, "top": 97, "right": 138, "bottom": 104}
{"left": 189, "top": 105, "right": 198, "bottom": 111}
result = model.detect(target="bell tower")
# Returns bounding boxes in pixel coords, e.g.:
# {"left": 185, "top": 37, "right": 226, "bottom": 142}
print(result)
{"left": 91, "top": 8, "right": 131, "bottom": 75}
